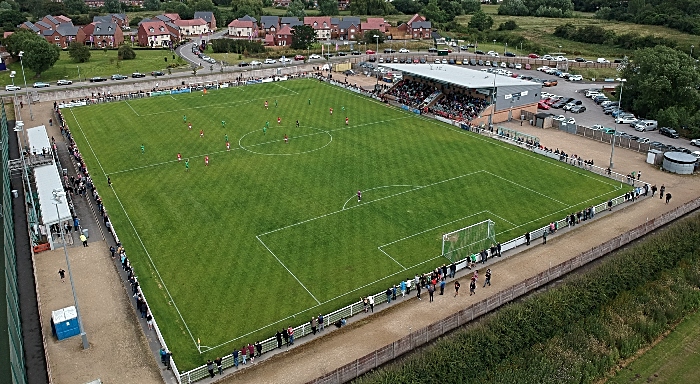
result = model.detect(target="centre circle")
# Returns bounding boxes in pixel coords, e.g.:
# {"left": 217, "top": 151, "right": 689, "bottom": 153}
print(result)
{"left": 238, "top": 126, "right": 333, "bottom": 156}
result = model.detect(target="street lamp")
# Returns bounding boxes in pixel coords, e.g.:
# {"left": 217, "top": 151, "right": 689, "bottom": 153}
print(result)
{"left": 17, "top": 51, "right": 33, "bottom": 121}
{"left": 373, "top": 35, "right": 379, "bottom": 54}
{"left": 77, "top": 66, "right": 81, "bottom": 83}
{"left": 610, "top": 78, "right": 626, "bottom": 169}
{"left": 492, "top": 39, "right": 496, "bottom": 52}
{"left": 9, "top": 71, "right": 21, "bottom": 122}
{"left": 490, "top": 71, "right": 497, "bottom": 128}
{"left": 692, "top": 45, "right": 695, "bottom": 58}
{"left": 504, "top": 42, "right": 507, "bottom": 55}
{"left": 52, "top": 190, "right": 89, "bottom": 350}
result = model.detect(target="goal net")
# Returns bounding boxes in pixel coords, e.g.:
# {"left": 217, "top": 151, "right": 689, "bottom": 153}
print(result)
{"left": 442, "top": 220, "right": 496, "bottom": 263}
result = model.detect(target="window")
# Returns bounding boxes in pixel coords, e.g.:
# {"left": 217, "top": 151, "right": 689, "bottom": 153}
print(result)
{"left": 149, "top": 27, "right": 154, "bottom": 32}
{"left": 54, "top": 36, "right": 60, "bottom": 40}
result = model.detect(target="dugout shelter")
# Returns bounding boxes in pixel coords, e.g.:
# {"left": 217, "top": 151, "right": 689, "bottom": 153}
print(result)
{"left": 380, "top": 63, "right": 542, "bottom": 125}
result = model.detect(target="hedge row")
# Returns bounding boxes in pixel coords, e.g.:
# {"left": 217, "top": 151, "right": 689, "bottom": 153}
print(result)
{"left": 355, "top": 213, "right": 700, "bottom": 383}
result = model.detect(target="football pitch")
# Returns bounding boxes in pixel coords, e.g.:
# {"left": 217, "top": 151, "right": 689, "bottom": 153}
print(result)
{"left": 64, "top": 79, "right": 625, "bottom": 369}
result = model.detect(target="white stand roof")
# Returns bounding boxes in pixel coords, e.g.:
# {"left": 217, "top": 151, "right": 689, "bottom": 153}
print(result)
{"left": 26, "top": 125, "right": 52, "bottom": 155}
{"left": 34, "top": 164, "right": 71, "bottom": 226}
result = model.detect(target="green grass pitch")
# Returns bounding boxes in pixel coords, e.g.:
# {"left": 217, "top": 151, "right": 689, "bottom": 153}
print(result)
{"left": 63, "top": 79, "right": 625, "bottom": 369}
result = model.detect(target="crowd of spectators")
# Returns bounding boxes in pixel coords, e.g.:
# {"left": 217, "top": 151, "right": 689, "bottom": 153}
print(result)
{"left": 428, "top": 93, "right": 489, "bottom": 122}
{"left": 384, "top": 80, "right": 438, "bottom": 108}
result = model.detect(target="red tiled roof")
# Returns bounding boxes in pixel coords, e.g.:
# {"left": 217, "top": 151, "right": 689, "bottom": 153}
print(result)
{"left": 228, "top": 20, "right": 255, "bottom": 28}
{"left": 173, "top": 18, "right": 207, "bottom": 27}
{"left": 140, "top": 21, "right": 169, "bottom": 36}
{"left": 304, "top": 17, "right": 331, "bottom": 29}
{"left": 277, "top": 25, "right": 293, "bottom": 35}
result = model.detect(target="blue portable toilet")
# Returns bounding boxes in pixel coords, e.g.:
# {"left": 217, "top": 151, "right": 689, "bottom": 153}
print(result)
{"left": 51, "top": 306, "right": 80, "bottom": 340}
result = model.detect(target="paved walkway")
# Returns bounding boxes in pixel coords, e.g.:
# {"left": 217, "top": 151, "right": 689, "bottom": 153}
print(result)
{"left": 27, "top": 95, "right": 700, "bottom": 384}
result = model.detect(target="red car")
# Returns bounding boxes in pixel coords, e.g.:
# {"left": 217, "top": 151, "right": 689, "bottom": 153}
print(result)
{"left": 538, "top": 101, "right": 550, "bottom": 110}
{"left": 528, "top": 53, "right": 540, "bottom": 59}
{"left": 366, "top": 49, "right": 375, "bottom": 55}
{"left": 294, "top": 55, "right": 305, "bottom": 61}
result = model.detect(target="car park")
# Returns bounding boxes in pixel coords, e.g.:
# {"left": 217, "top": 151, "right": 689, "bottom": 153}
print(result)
{"left": 264, "top": 58, "right": 277, "bottom": 64}
{"left": 238, "top": 61, "right": 249, "bottom": 67}
{"left": 528, "top": 53, "right": 540, "bottom": 58}
{"left": 89, "top": 77, "right": 107, "bottom": 82}
{"left": 56, "top": 79, "right": 72, "bottom": 85}
{"left": 505, "top": 52, "right": 516, "bottom": 57}
{"left": 131, "top": 72, "right": 146, "bottom": 78}
{"left": 615, "top": 115, "right": 637, "bottom": 124}
{"left": 250, "top": 60, "right": 262, "bottom": 66}
{"left": 110, "top": 74, "right": 127, "bottom": 80}
{"left": 5, "top": 85, "right": 20, "bottom": 91}
{"left": 33, "top": 82, "right": 50, "bottom": 88}
{"left": 659, "top": 127, "right": 680, "bottom": 138}
{"left": 691, "top": 139, "right": 700, "bottom": 146}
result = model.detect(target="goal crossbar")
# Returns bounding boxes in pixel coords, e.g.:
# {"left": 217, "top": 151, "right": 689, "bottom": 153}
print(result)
{"left": 441, "top": 219, "right": 496, "bottom": 263}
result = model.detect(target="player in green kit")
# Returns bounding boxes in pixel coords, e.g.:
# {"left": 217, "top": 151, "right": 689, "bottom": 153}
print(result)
{"left": 221, "top": 120, "right": 226, "bottom": 128}
{"left": 263, "top": 126, "right": 267, "bottom": 135}
{"left": 185, "top": 159, "right": 189, "bottom": 171}
{"left": 308, "top": 98, "right": 311, "bottom": 105}
{"left": 183, "top": 115, "right": 187, "bottom": 123}
{"left": 341, "top": 106, "right": 345, "bottom": 111}
{"left": 141, "top": 144, "right": 145, "bottom": 154}
{"left": 224, "top": 134, "right": 228, "bottom": 142}
{"left": 275, "top": 100, "right": 278, "bottom": 108}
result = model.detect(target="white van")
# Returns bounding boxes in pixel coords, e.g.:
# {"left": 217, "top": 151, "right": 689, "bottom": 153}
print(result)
{"left": 634, "top": 120, "right": 658, "bottom": 131}
{"left": 597, "top": 58, "right": 610, "bottom": 63}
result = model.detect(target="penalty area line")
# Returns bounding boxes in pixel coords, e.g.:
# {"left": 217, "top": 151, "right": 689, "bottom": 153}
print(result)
{"left": 256, "top": 236, "right": 321, "bottom": 305}
{"left": 124, "top": 100, "right": 140, "bottom": 116}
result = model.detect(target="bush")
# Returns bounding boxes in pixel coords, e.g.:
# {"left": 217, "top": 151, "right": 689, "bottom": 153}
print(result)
{"left": 498, "top": 20, "right": 518, "bottom": 30}
{"left": 68, "top": 42, "right": 90, "bottom": 63}
{"left": 210, "top": 39, "right": 265, "bottom": 54}
{"left": 117, "top": 44, "right": 136, "bottom": 60}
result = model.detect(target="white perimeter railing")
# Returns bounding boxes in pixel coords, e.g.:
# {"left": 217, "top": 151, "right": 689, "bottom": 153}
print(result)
{"left": 61, "top": 80, "right": 651, "bottom": 383}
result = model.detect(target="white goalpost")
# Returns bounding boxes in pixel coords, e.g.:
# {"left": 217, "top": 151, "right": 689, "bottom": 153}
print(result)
{"left": 441, "top": 219, "right": 496, "bottom": 263}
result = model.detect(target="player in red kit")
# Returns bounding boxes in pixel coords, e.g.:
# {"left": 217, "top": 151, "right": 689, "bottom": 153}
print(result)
{"left": 284, "top": 134, "right": 288, "bottom": 144}
{"left": 226, "top": 141, "right": 230, "bottom": 151}
{"left": 265, "top": 101, "right": 269, "bottom": 109}
{"left": 345, "top": 117, "right": 349, "bottom": 125}
{"left": 330, "top": 107, "right": 333, "bottom": 115}
{"left": 200, "top": 130, "right": 204, "bottom": 138}
{"left": 205, "top": 156, "right": 209, "bottom": 166}
{"left": 188, "top": 123, "right": 192, "bottom": 130}
{"left": 177, "top": 153, "right": 182, "bottom": 162}
{"left": 277, "top": 117, "right": 281, "bottom": 125}
{"left": 357, "top": 190, "right": 361, "bottom": 202}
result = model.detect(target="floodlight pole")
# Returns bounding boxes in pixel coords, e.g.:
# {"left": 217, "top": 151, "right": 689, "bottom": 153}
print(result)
{"left": 53, "top": 191, "right": 89, "bottom": 350}
{"left": 610, "top": 79, "right": 624, "bottom": 169}
{"left": 9, "top": 72, "right": 21, "bottom": 122}
{"left": 18, "top": 51, "right": 33, "bottom": 121}
{"left": 373, "top": 35, "right": 379, "bottom": 54}
{"left": 490, "top": 71, "right": 496, "bottom": 127}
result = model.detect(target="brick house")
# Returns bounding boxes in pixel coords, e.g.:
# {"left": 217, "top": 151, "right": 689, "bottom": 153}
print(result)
{"left": 275, "top": 25, "right": 293, "bottom": 46}
{"left": 280, "top": 17, "right": 302, "bottom": 28}
{"left": 137, "top": 20, "right": 172, "bottom": 48}
{"left": 338, "top": 18, "right": 360, "bottom": 41}
{"left": 43, "top": 23, "right": 82, "bottom": 49}
{"left": 93, "top": 14, "right": 129, "bottom": 29}
{"left": 361, "top": 17, "right": 388, "bottom": 33}
{"left": 194, "top": 11, "right": 217, "bottom": 31}
{"left": 81, "top": 22, "right": 124, "bottom": 48}
{"left": 398, "top": 14, "right": 431, "bottom": 39}
{"left": 304, "top": 17, "right": 332, "bottom": 40}
{"left": 260, "top": 16, "right": 279, "bottom": 34}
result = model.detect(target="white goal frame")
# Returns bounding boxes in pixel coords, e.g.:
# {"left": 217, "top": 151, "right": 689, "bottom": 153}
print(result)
{"left": 441, "top": 219, "right": 496, "bottom": 262}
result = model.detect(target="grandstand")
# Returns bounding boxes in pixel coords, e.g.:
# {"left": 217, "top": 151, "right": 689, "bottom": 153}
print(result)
{"left": 379, "top": 64, "right": 542, "bottom": 126}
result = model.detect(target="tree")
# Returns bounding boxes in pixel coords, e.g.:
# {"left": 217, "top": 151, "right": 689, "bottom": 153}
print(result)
{"left": 103, "top": 0, "right": 121, "bottom": 13}
{"left": 461, "top": 0, "right": 481, "bottom": 13}
{"left": 392, "top": 0, "right": 423, "bottom": 14}
{"left": 361, "top": 29, "right": 385, "bottom": 45}
{"left": 231, "top": 0, "right": 263, "bottom": 19}
{"left": 318, "top": 0, "right": 339, "bottom": 16}
{"left": 192, "top": 0, "right": 216, "bottom": 11}
{"left": 498, "top": 20, "right": 518, "bottom": 30}
{"left": 291, "top": 24, "right": 315, "bottom": 49}
{"left": 143, "top": 0, "right": 161, "bottom": 11}
{"left": 468, "top": 9, "right": 493, "bottom": 30}
{"left": 63, "top": 0, "right": 88, "bottom": 14}
{"left": 421, "top": 0, "right": 448, "bottom": 23}
{"left": 620, "top": 46, "right": 700, "bottom": 135}
{"left": 498, "top": 0, "right": 529, "bottom": 15}
{"left": 349, "top": 0, "right": 395, "bottom": 15}
{"left": 0, "top": 10, "right": 26, "bottom": 31}
{"left": 42, "top": 0, "right": 66, "bottom": 15}
{"left": 4, "top": 29, "right": 44, "bottom": 57}
{"left": 23, "top": 39, "right": 60, "bottom": 77}
{"left": 118, "top": 44, "right": 136, "bottom": 60}
{"left": 68, "top": 42, "right": 90, "bottom": 62}
{"left": 285, "top": 0, "right": 306, "bottom": 17}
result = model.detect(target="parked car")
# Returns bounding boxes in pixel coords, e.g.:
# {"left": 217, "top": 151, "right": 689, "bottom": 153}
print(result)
{"left": 56, "top": 79, "right": 72, "bottom": 86}
{"left": 89, "top": 77, "right": 107, "bottom": 82}
{"left": 309, "top": 54, "right": 320, "bottom": 59}
{"left": 33, "top": 82, "right": 50, "bottom": 88}
{"left": 110, "top": 74, "right": 127, "bottom": 80}
{"left": 552, "top": 115, "right": 566, "bottom": 122}
{"left": 250, "top": 60, "right": 262, "bottom": 66}
{"left": 505, "top": 52, "right": 516, "bottom": 57}
{"left": 528, "top": 53, "right": 540, "bottom": 58}
{"left": 571, "top": 105, "right": 586, "bottom": 113}
{"left": 337, "top": 52, "right": 347, "bottom": 56}
{"left": 151, "top": 71, "right": 165, "bottom": 77}
{"left": 350, "top": 51, "right": 360, "bottom": 55}
{"left": 637, "top": 137, "right": 650, "bottom": 144}
{"left": 568, "top": 75, "right": 583, "bottom": 81}
{"left": 294, "top": 55, "right": 305, "bottom": 61}
{"left": 634, "top": 120, "right": 658, "bottom": 131}
{"left": 5, "top": 85, "right": 20, "bottom": 91}
{"left": 264, "top": 58, "right": 277, "bottom": 64}
{"left": 398, "top": 48, "right": 410, "bottom": 53}
{"left": 615, "top": 115, "right": 637, "bottom": 124}
{"left": 537, "top": 101, "right": 550, "bottom": 110}
{"left": 690, "top": 139, "right": 700, "bottom": 146}
{"left": 566, "top": 117, "right": 576, "bottom": 124}
{"left": 131, "top": 72, "right": 146, "bottom": 78}
{"left": 515, "top": 63, "right": 522, "bottom": 70}
{"left": 659, "top": 127, "right": 680, "bottom": 138}
{"left": 279, "top": 57, "right": 292, "bottom": 63}
{"left": 542, "top": 55, "right": 554, "bottom": 60}
{"left": 365, "top": 50, "right": 375, "bottom": 55}
{"left": 238, "top": 61, "right": 249, "bottom": 67}
{"left": 487, "top": 51, "right": 499, "bottom": 57}
{"left": 543, "top": 79, "right": 558, "bottom": 87}
{"left": 383, "top": 48, "right": 395, "bottom": 53}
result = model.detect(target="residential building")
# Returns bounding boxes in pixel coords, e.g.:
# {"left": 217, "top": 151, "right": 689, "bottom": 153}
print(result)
{"left": 93, "top": 14, "right": 129, "bottom": 29}
{"left": 274, "top": 0, "right": 292, "bottom": 6}
{"left": 275, "top": 25, "right": 293, "bottom": 46}
{"left": 361, "top": 17, "right": 388, "bottom": 33}
{"left": 173, "top": 18, "right": 209, "bottom": 36}
{"left": 280, "top": 17, "right": 302, "bottom": 28}
{"left": 260, "top": 16, "right": 279, "bottom": 34}
{"left": 397, "top": 14, "right": 431, "bottom": 39}
{"left": 18, "top": 22, "right": 41, "bottom": 34}
{"left": 82, "top": 22, "right": 124, "bottom": 47}
{"left": 43, "top": 23, "right": 82, "bottom": 49}
{"left": 338, "top": 17, "right": 360, "bottom": 41}
{"left": 137, "top": 20, "right": 173, "bottom": 48}
{"left": 228, "top": 17, "right": 259, "bottom": 39}
{"left": 194, "top": 11, "right": 216, "bottom": 30}
{"left": 304, "top": 16, "right": 332, "bottom": 40}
